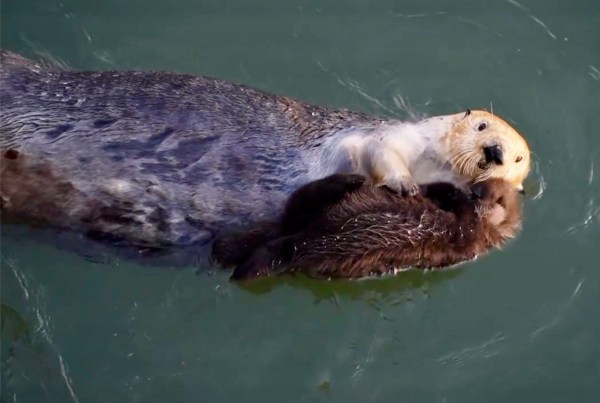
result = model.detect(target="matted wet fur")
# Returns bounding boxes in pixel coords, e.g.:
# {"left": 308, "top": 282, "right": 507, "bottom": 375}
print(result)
{"left": 213, "top": 174, "right": 522, "bottom": 280}
{"left": 1, "top": 50, "right": 529, "bottom": 248}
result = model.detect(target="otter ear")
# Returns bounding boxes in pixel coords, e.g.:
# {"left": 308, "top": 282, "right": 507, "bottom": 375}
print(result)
{"left": 471, "top": 182, "right": 490, "bottom": 200}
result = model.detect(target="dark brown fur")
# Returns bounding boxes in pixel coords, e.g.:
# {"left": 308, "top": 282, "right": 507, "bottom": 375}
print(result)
{"left": 213, "top": 175, "right": 522, "bottom": 280}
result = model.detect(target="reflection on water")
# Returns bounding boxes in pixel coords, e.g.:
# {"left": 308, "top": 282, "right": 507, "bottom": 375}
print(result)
{"left": 1, "top": 258, "right": 79, "bottom": 403}
{"left": 238, "top": 269, "right": 462, "bottom": 305}
{"left": 2, "top": 0, "right": 600, "bottom": 401}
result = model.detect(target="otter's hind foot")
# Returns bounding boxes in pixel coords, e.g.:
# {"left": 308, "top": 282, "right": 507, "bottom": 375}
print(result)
{"left": 212, "top": 223, "right": 278, "bottom": 267}
{"left": 230, "top": 247, "right": 278, "bottom": 280}
{"left": 230, "top": 235, "right": 296, "bottom": 281}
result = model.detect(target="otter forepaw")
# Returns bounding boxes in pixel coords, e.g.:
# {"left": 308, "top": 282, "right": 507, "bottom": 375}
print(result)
{"left": 382, "top": 176, "right": 420, "bottom": 196}
{"left": 338, "top": 173, "right": 367, "bottom": 188}
{"left": 319, "top": 173, "right": 366, "bottom": 192}
{"left": 283, "top": 174, "right": 367, "bottom": 231}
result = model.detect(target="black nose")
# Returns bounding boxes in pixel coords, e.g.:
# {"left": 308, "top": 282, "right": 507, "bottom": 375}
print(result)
{"left": 483, "top": 144, "right": 503, "bottom": 165}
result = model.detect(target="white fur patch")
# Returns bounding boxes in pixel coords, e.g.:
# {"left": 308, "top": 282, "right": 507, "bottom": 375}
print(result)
{"left": 312, "top": 113, "right": 467, "bottom": 187}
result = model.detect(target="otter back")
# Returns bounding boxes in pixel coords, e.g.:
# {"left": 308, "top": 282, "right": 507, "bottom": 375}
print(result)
{"left": 0, "top": 50, "right": 371, "bottom": 246}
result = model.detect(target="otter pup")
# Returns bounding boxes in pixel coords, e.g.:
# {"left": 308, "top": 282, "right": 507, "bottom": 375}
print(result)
{"left": 213, "top": 174, "right": 522, "bottom": 280}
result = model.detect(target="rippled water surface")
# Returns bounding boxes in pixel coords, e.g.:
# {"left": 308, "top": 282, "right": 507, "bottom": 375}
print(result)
{"left": 2, "top": 0, "right": 600, "bottom": 402}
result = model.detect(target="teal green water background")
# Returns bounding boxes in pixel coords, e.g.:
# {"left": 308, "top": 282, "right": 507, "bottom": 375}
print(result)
{"left": 1, "top": 0, "right": 599, "bottom": 402}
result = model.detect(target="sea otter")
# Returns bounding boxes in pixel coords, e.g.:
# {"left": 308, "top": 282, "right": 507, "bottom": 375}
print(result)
{"left": 0, "top": 50, "right": 530, "bottom": 247}
{"left": 213, "top": 174, "right": 522, "bottom": 280}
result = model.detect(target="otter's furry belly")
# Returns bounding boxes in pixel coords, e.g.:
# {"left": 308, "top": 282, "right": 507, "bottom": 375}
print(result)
{"left": 1, "top": 50, "right": 369, "bottom": 246}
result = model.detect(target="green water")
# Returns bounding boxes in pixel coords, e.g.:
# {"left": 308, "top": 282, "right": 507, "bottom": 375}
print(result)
{"left": 1, "top": 0, "right": 599, "bottom": 402}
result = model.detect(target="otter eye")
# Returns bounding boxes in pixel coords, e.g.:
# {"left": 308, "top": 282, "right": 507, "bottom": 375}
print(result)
{"left": 515, "top": 156, "right": 523, "bottom": 163}
{"left": 477, "top": 122, "right": 488, "bottom": 132}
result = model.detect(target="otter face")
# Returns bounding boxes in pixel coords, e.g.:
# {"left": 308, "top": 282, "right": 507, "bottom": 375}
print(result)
{"left": 447, "top": 110, "right": 531, "bottom": 191}
{"left": 471, "top": 178, "right": 522, "bottom": 234}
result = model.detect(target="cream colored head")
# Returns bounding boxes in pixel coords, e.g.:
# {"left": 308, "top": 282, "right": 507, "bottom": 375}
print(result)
{"left": 442, "top": 109, "right": 531, "bottom": 191}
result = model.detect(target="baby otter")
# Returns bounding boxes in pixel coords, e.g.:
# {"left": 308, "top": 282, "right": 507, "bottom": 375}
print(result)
{"left": 213, "top": 174, "right": 523, "bottom": 280}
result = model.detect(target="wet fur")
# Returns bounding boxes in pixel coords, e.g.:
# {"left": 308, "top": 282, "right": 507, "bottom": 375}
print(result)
{"left": 1, "top": 50, "right": 529, "bottom": 248}
{"left": 0, "top": 50, "right": 373, "bottom": 245}
{"left": 213, "top": 175, "right": 522, "bottom": 280}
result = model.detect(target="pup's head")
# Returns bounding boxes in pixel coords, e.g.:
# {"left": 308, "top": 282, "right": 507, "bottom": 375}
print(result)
{"left": 470, "top": 178, "right": 523, "bottom": 239}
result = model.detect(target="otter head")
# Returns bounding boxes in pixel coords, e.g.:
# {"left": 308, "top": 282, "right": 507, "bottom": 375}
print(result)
{"left": 471, "top": 178, "right": 522, "bottom": 240}
{"left": 445, "top": 110, "right": 531, "bottom": 191}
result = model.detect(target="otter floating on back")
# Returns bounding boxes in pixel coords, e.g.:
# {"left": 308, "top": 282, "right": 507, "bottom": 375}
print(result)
{"left": 0, "top": 50, "right": 530, "bottom": 247}
{"left": 213, "top": 174, "right": 523, "bottom": 280}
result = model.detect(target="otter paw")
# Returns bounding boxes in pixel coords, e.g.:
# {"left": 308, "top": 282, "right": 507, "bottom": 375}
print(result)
{"left": 339, "top": 173, "right": 367, "bottom": 187}
{"left": 321, "top": 173, "right": 366, "bottom": 192}
{"left": 382, "top": 176, "right": 420, "bottom": 196}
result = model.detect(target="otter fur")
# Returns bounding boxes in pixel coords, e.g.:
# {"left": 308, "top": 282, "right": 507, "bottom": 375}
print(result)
{"left": 1, "top": 50, "right": 530, "bottom": 247}
{"left": 213, "top": 174, "right": 522, "bottom": 280}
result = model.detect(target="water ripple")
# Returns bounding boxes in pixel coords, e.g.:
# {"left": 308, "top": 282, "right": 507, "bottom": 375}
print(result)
{"left": 505, "top": 0, "right": 557, "bottom": 40}
{"left": 314, "top": 60, "right": 425, "bottom": 120}
{"left": 566, "top": 201, "right": 600, "bottom": 234}
{"left": 453, "top": 16, "right": 503, "bottom": 38}
{"left": 566, "top": 158, "right": 599, "bottom": 234}
{"left": 589, "top": 65, "right": 600, "bottom": 81}
{"left": 530, "top": 278, "right": 585, "bottom": 339}
{"left": 2, "top": 255, "right": 81, "bottom": 403}
{"left": 437, "top": 332, "right": 507, "bottom": 368}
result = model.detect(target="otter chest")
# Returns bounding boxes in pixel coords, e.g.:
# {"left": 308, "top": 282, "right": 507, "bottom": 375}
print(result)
{"left": 411, "top": 157, "right": 468, "bottom": 187}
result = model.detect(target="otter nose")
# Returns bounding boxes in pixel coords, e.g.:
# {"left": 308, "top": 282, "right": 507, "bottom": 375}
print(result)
{"left": 483, "top": 144, "right": 503, "bottom": 165}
